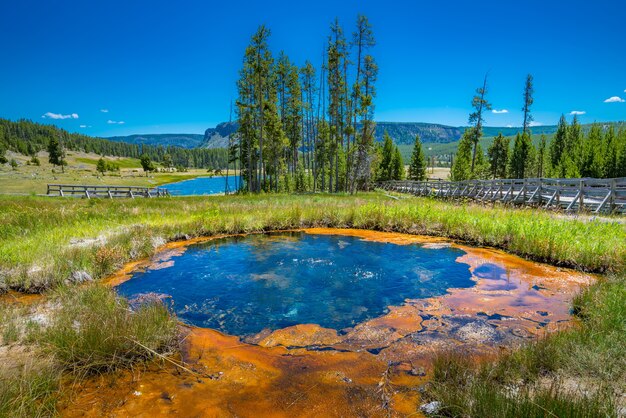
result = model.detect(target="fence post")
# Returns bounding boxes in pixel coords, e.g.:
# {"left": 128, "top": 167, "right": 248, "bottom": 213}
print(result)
{"left": 578, "top": 179, "right": 584, "bottom": 212}
{"left": 610, "top": 178, "right": 616, "bottom": 213}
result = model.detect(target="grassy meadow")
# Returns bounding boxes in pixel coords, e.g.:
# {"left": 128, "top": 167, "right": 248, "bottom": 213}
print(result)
{"left": 0, "top": 192, "right": 624, "bottom": 416}
{"left": 0, "top": 150, "right": 207, "bottom": 195}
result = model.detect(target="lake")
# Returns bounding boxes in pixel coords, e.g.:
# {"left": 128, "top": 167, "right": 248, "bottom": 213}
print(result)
{"left": 162, "top": 175, "right": 239, "bottom": 196}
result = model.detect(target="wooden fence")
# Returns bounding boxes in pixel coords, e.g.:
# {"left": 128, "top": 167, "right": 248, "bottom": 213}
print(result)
{"left": 379, "top": 177, "right": 626, "bottom": 214}
{"left": 47, "top": 184, "right": 170, "bottom": 199}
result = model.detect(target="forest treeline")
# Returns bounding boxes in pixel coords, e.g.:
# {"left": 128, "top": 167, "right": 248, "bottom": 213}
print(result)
{"left": 450, "top": 75, "right": 626, "bottom": 181}
{"left": 232, "top": 15, "right": 392, "bottom": 193}
{"left": 0, "top": 118, "right": 228, "bottom": 169}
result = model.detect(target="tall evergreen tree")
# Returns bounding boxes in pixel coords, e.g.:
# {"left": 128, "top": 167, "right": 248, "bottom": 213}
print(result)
{"left": 378, "top": 131, "right": 394, "bottom": 181}
{"left": 451, "top": 130, "right": 474, "bottom": 181}
{"left": 581, "top": 123, "right": 604, "bottom": 178}
{"left": 549, "top": 115, "right": 568, "bottom": 177}
{"left": 616, "top": 128, "right": 626, "bottom": 177}
{"left": 351, "top": 54, "right": 378, "bottom": 192}
{"left": 509, "top": 132, "right": 533, "bottom": 178}
{"left": 140, "top": 154, "right": 155, "bottom": 176}
{"left": 349, "top": 15, "right": 375, "bottom": 189}
{"left": 391, "top": 146, "right": 404, "bottom": 180}
{"left": 487, "top": 133, "right": 509, "bottom": 179}
{"left": 468, "top": 74, "right": 492, "bottom": 173}
{"left": 536, "top": 134, "right": 548, "bottom": 177}
{"left": 564, "top": 115, "right": 583, "bottom": 177}
{"left": 603, "top": 126, "right": 619, "bottom": 178}
{"left": 408, "top": 134, "right": 427, "bottom": 181}
{"left": 47, "top": 136, "right": 66, "bottom": 172}
{"left": 522, "top": 74, "right": 534, "bottom": 134}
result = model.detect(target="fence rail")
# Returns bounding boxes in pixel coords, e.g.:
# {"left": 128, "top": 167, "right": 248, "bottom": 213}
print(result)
{"left": 47, "top": 184, "right": 170, "bottom": 199}
{"left": 379, "top": 177, "right": 626, "bottom": 214}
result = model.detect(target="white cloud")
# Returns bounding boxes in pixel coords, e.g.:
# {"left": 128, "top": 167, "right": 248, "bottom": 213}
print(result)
{"left": 569, "top": 110, "right": 586, "bottom": 115}
{"left": 79, "top": 124, "right": 92, "bottom": 128}
{"left": 42, "top": 112, "right": 79, "bottom": 120}
{"left": 506, "top": 124, "right": 513, "bottom": 128}
{"left": 100, "top": 109, "right": 109, "bottom": 113}
{"left": 529, "top": 121, "right": 543, "bottom": 127}
{"left": 604, "top": 96, "right": 625, "bottom": 103}
{"left": 492, "top": 109, "right": 509, "bottom": 114}
{"left": 107, "top": 120, "right": 125, "bottom": 125}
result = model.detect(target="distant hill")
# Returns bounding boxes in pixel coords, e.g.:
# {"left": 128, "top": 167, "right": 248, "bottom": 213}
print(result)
{"left": 106, "top": 133, "right": 205, "bottom": 149}
{"left": 197, "top": 121, "right": 558, "bottom": 148}
{"left": 104, "top": 121, "right": 624, "bottom": 157}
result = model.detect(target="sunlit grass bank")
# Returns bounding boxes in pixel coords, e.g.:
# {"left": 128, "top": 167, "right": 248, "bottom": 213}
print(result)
{"left": 0, "top": 285, "right": 178, "bottom": 417}
{"left": 0, "top": 193, "right": 624, "bottom": 293}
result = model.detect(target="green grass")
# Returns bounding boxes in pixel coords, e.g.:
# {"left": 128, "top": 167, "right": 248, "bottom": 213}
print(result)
{"left": 0, "top": 193, "right": 623, "bottom": 292}
{"left": 74, "top": 156, "right": 142, "bottom": 169}
{"left": 40, "top": 284, "right": 178, "bottom": 375}
{"left": 0, "top": 359, "right": 60, "bottom": 418}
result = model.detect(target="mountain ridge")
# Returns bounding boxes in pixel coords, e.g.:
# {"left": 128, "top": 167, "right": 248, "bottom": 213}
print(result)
{"left": 107, "top": 121, "right": 624, "bottom": 150}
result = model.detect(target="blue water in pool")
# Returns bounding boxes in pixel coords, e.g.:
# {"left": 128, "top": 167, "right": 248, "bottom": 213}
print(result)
{"left": 116, "top": 233, "right": 474, "bottom": 337}
{"left": 163, "top": 176, "right": 239, "bottom": 196}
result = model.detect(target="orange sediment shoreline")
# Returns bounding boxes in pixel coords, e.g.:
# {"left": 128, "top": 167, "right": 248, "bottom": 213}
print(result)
{"left": 61, "top": 228, "right": 594, "bottom": 417}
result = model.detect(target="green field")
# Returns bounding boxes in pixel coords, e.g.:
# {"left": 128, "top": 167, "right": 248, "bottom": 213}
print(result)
{"left": 74, "top": 156, "right": 143, "bottom": 169}
{"left": 0, "top": 151, "right": 206, "bottom": 194}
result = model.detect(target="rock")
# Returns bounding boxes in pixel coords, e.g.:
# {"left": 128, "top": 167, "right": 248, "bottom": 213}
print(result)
{"left": 28, "top": 312, "right": 49, "bottom": 327}
{"left": 151, "top": 236, "right": 167, "bottom": 249}
{"left": 173, "top": 233, "right": 191, "bottom": 241}
{"left": 455, "top": 321, "right": 497, "bottom": 343}
{"left": 128, "top": 292, "right": 171, "bottom": 309}
{"left": 410, "top": 366, "right": 426, "bottom": 377}
{"left": 420, "top": 401, "right": 441, "bottom": 415}
{"left": 67, "top": 270, "right": 93, "bottom": 285}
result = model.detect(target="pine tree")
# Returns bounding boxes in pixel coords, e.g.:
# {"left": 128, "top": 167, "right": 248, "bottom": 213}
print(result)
{"left": 96, "top": 157, "right": 106, "bottom": 174}
{"left": 581, "top": 123, "right": 603, "bottom": 178}
{"left": 549, "top": 115, "right": 568, "bottom": 177}
{"left": 378, "top": 131, "right": 394, "bottom": 181}
{"left": 603, "top": 126, "right": 618, "bottom": 178}
{"left": 522, "top": 74, "right": 534, "bottom": 134}
{"left": 509, "top": 132, "right": 533, "bottom": 178}
{"left": 536, "top": 134, "right": 548, "bottom": 177}
{"left": 616, "top": 128, "right": 626, "bottom": 177}
{"left": 163, "top": 153, "right": 173, "bottom": 169}
{"left": 391, "top": 146, "right": 404, "bottom": 180}
{"left": 487, "top": 133, "right": 509, "bottom": 179}
{"left": 468, "top": 74, "right": 492, "bottom": 173}
{"left": 349, "top": 15, "right": 375, "bottom": 190}
{"left": 140, "top": 154, "right": 155, "bottom": 176}
{"left": 352, "top": 54, "right": 378, "bottom": 192}
{"left": 565, "top": 115, "right": 583, "bottom": 177}
{"left": 408, "top": 134, "right": 427, "bottom": 181}
{"left": 0, "top": 144, "right": 7, "bottom": 164}
{"left": 451, "top": 130, "right": 474, "bottom": 181}
{"left": 47, "top": 136, "right": 66, "bottom": 172}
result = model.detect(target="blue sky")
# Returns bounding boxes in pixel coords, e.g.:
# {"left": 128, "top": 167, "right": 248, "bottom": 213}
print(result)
{"left": 1, "top": 0, "right": 625, "bottom": 136}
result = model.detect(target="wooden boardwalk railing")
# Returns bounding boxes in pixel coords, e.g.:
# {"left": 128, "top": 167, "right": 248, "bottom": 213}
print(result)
{"left": 379, "top": 177, "right": 626, "bottom": 214}
{"left": 47, "top": 184, "right": 170, "bottom": 199}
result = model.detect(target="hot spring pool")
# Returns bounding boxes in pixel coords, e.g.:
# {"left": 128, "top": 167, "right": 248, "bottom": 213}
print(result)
{"left": 116, "top": 232, "right": 474, "bottom": 337}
